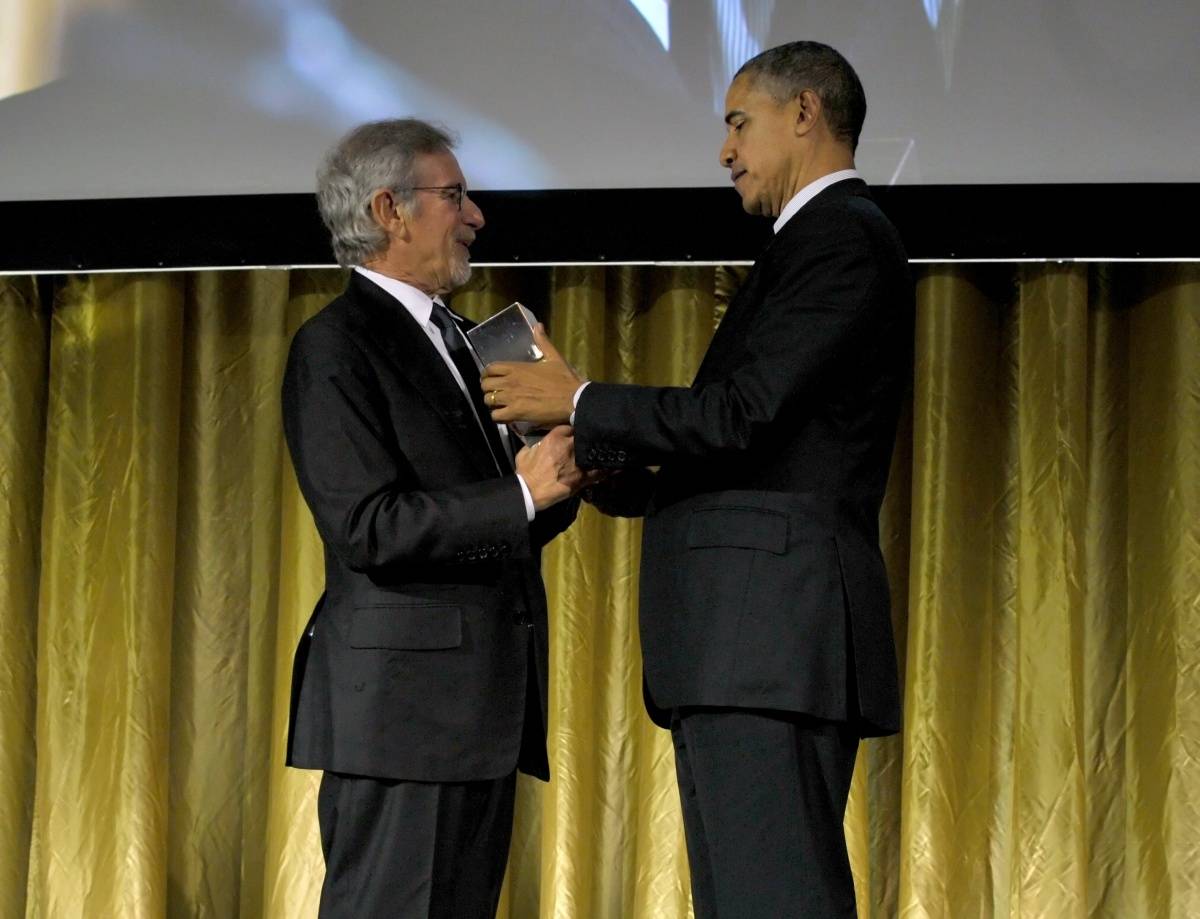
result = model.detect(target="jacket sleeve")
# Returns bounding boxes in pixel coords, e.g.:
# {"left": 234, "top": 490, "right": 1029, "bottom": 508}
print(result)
{"left": 281, "top": 320, "right": 532, "bottom": 572}
{"left": 574, "top": 221, "right": 881, "bottom": 468}
{"left": 581, "top": 468, "right": 657, "bottom": 518}
{"left": 530, "top": 494, "right": 580, "bottom": 549}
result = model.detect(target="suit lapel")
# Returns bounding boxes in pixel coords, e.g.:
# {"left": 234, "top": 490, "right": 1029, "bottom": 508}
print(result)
{"left": 346, "top": 273, "right": 502, "bottom": 479}
{"left": 694, "top": 255, "right": 769, "bottom": 383}
{"left": 696, "top": 178, "right": 871, "bottom": 384}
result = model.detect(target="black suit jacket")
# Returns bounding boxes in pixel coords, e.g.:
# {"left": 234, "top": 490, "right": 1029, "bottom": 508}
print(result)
{"left": 281, "top": 272, "right": 576, "bottom": 782}
{"left": 577, "top": 179, "right": 912, "bottom": 736}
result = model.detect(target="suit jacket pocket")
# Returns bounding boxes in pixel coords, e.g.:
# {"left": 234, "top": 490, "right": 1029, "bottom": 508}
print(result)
{"left": 686, "top": 506, "right": 788, "bottom": 553}
{"left": 676, "top": 507, "right": 790, "bottom": 664}
{"left": 349, "top": 604, "right": 463, "bottom": 650}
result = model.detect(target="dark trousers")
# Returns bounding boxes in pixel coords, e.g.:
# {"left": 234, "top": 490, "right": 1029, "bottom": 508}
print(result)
{"left": 316, "top": 770, "right": 517, "bottom": 919}
{"left": 671, "top": 708, "right": 860, "bottom": 919}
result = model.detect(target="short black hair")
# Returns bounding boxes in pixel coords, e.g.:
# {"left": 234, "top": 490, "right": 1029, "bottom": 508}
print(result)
{"left": 735, "top": 42, "right": 866, "bottom": 152}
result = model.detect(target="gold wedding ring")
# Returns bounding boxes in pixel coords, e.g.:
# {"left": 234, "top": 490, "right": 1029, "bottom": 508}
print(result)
{"left": 486, "top": 390, "right": 496, "bottom": 407}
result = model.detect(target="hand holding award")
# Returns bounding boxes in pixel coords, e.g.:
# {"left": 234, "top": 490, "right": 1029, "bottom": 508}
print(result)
{"left": 477, "top": 307, "right": 582, "bottom": 431}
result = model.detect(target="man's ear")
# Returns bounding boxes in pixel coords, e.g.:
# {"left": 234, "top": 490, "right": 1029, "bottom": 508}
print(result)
{"left": 793, "top": 88, "right": 823, "bottom": 138}
{"left": 369, "top": 188, "right": 409, "bottom": 241}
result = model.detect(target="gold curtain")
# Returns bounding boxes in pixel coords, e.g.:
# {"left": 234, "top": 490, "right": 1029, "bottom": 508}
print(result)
{"left": 0, "top": 263, "right": 1196, "bottom": 918}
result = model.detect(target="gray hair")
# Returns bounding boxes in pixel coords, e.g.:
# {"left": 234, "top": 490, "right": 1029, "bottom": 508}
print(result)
{"left": 735, "top": 42, "right": 867, "bottom": 153}
{"left": 316, "top": 118, "right": 455, "bottom": 267}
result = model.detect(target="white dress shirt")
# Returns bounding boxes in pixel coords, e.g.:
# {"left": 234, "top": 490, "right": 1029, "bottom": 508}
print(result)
{"left": 355, "top": 267, "right": 536, "bottom": 521}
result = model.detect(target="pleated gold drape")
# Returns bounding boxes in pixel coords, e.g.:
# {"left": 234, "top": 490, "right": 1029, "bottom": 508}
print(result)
{"left": 0, "top": 263, "right": 1196, "bottom": 918}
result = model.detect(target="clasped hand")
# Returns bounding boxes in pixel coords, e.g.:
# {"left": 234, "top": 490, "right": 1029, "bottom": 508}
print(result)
{"left": 514, "top": 425, "right": 595, "bottom": 511}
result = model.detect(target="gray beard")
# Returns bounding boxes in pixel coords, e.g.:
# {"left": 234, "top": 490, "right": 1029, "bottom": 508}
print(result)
{"left": 449, "top": 256, "right": 472, "bottom": 289}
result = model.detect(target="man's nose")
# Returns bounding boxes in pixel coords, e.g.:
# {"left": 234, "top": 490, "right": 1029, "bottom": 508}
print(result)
{"left": 719, "top": 138, "right": 735, "bottom": 168}
{"left": 462, "top": 194, "right": 485, "bottom": 229}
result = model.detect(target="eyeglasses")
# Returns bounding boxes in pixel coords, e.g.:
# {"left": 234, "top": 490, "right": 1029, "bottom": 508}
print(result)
{"left": 408, "top": 183, "right": 466, "bottom": 210}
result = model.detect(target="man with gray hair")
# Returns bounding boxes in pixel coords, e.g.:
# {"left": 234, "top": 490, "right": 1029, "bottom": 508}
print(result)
{"left": 281, "top": 118, "right": 583, "bottom": 918}
{"left": 483, "top": 42, "right": 913, "bottom": 916}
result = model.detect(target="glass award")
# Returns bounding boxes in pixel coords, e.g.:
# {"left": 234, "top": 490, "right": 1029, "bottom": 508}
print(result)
{"left": 466, "top": 301, "right": 544, "bottom": 364}
{"left": 466, "top": 302, "right": 545, "bottom": 443}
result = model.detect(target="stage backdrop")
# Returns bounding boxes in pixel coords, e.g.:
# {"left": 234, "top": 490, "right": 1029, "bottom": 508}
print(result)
{"left": 1, "top": 263, "right": 1198, "bottom": 918}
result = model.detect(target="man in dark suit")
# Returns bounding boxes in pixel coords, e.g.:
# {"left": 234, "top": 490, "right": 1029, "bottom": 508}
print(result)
{"left": 482, "top": 42, "right": 913, "bottom": 917}
{"left": 281, "top": 118, "right": 582, "bottom": 919}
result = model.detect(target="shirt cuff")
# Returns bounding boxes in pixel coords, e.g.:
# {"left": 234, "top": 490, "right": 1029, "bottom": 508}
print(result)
{"left": 570, "top": 381, "right": 590, "bottom": 426}
{"left": 516, "top": 473, "right": 536, "bottom": 521}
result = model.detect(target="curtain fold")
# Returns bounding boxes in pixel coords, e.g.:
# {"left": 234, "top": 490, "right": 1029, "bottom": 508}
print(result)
{"left": 28, "top": 274, "right": 184, "bottom": 918}
{"left": 0, "top": 263, "right": 1196, "bottom": 918}
{"left": 165, "top": 270, "right": 294, "bottom": 919}
{"left": 1123, "top": 266, "right": 1200, "bottom": 918}
{"left": 0, "top": 277, "right": 46, "bottom": 919}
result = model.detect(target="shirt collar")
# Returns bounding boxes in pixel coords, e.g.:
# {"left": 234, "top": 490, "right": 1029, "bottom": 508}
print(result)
{"left": 773, "top": 169, "right": 861, "bottom": 234}
{"left": 354, "top": 265, "right": 441, "bottom": 327}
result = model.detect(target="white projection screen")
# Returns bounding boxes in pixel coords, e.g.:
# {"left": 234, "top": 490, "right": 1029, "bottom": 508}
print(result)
{"left": 1, "top": 0, "right": 1198, "bottom": 202}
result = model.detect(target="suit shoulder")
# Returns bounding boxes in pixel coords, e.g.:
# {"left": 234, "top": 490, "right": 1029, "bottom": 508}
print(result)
{"left": 797, "top": 192, "right": 908, "bottom": 266}
{"left": 805, "top": 189, "right": 888, "bottom": 231}
{"left": 291, "top": 284, "right": 365, "bottom": 342}
{"left": 293, "top": 286, "right": 353, "bottom": 334}
{"left": 765, "top": 201, "right": 871, "bottom": 274}
{"left": 775, "top": 192, "right": 866, "bottom": 244}
{"left": 846, "top": 195, "right": 905, "bottom": 246}
{"left": 286, "top": 289, "right": 371, "bottom": 369}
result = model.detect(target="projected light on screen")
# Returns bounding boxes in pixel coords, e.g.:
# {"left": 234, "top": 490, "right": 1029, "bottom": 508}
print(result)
{"left": 626, "top": 0, "right": 776, "bottom": 116}
{"left": 1, "top": 0, "right": 1197, "bottom": 201}
{"left": 1, "top": 0, "right": 73, "bottom": 100}
{"left": 921, "top": 0, "right": 964, "bottom": 87}
{"left": 711, "top": 0, "right": 773, "bottom": 114}
{"left": 240, "top": 0, "right": 555, "bottom": 186}
{"left": 242, "top": 0, "right": 469, "bottom": 122}
{"left": 274, "top": 6, "right": 405, "bottom": 121}
{"left": 629, "top": 0, "right": 670, "bottom": 51}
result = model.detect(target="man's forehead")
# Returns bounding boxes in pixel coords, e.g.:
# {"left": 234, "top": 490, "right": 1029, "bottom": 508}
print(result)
{"left": 414, "top": 149, "right": 465, "bottom": 183}
{"left": 724, "top": 75, "right": 772, "bottom": 116}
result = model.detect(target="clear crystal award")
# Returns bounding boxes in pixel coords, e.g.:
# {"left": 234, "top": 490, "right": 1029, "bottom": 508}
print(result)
{"left": 466, "top": 302, "right": 544, "bottom": 364}
{"left": 466, "top": 302, "right": 545, "bottom": 443}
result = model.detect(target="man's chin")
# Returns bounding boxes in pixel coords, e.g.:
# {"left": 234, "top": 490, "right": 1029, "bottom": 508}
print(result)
{"left": 737, "top": 193, "right": 765, "bottom": 216}
{"left": 450, "top": 261, "right": 473, "bottom": 290}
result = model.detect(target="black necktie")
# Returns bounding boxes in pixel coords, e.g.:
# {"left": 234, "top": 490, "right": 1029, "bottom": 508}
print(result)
{"left": 429, "top": 302, "right": 512, "bottom": 474}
